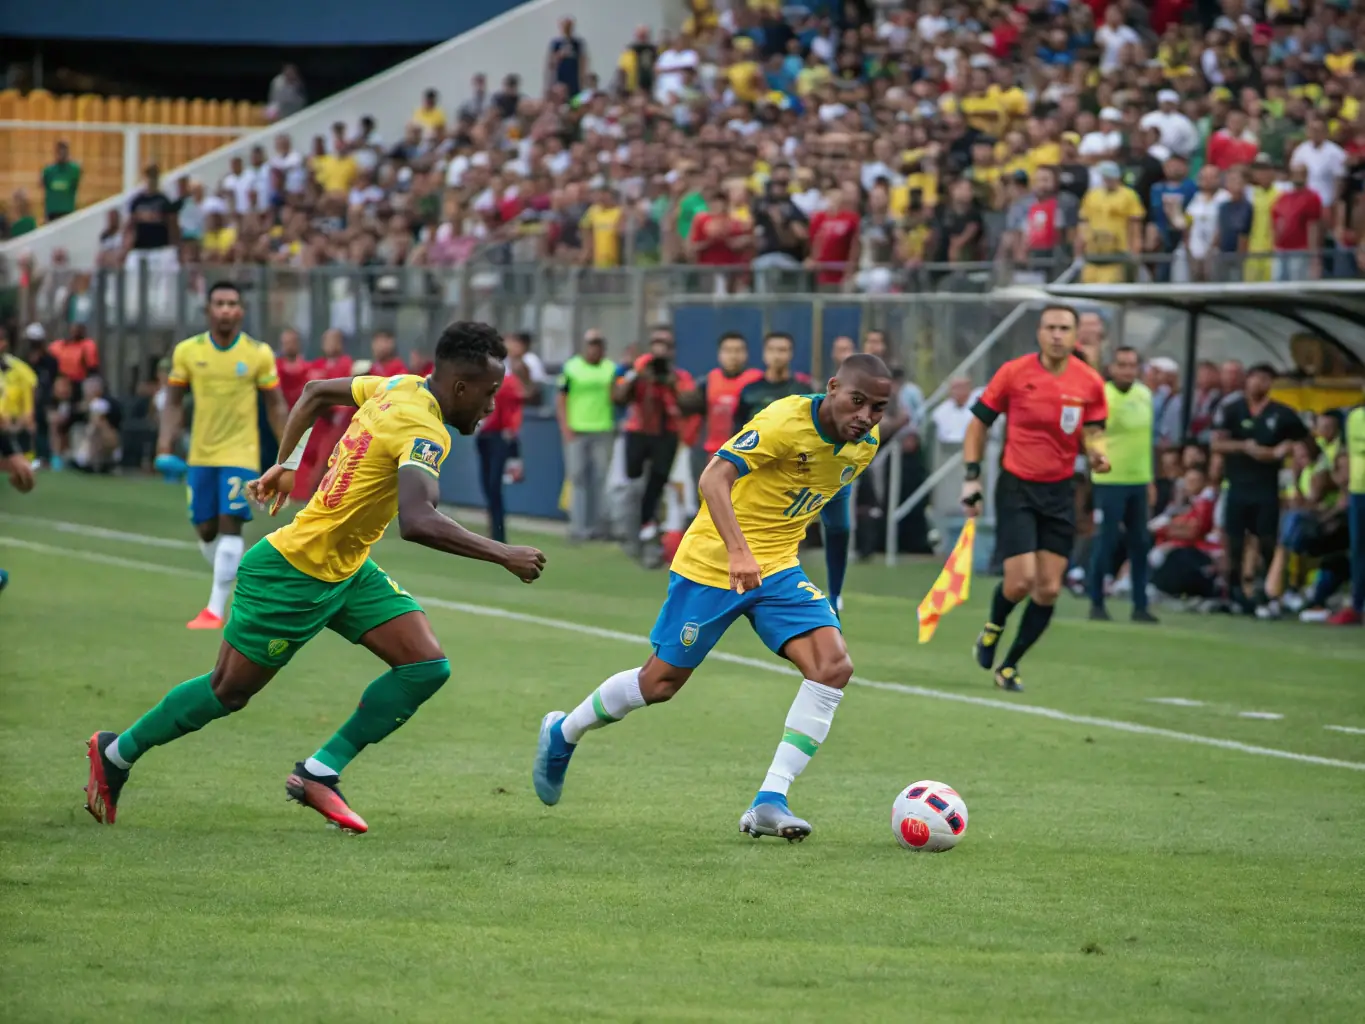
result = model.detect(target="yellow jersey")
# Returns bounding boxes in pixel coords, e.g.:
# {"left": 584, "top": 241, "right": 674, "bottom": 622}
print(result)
{"left": 0, "top": 355, "right": 38, "bottom": 423}
{"left": 268, "top": 374, "right": 452, "bottom": 582}
{"left": 169, "top": 332, "right": 279, "bottom": 468}
{"left": 580, "top": 204, "right": 624, "bottom": 267}
{"left": 671, "top": 394, "right": 879, "bottom": 589}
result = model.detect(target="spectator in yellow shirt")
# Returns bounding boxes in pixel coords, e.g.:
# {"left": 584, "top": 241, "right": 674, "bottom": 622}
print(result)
{"left": 989, "top": 64, "right": 1031, "bottom": 130}
{"left": 959, "top": 66, "right": 1006, "bottom": 136}
{"left": 581, "top": 187, "right": 625, "bottom": 268}
{"left": 201, "top": 212, "right": 237, "bottom": 261}
{"left": 726, "top": 39, "right": 764, "bottom": 103}
{"left": 617, "top": 25, "right": 658, "bottom": 94}
{"left": 890, "top": 155, "right": 940, "bottom": 218}
{"left": 1078, "top": 162, "right": 1144, "bottom": 284}
{"left": 309, "top": 134, "right": 357, "bottom": 195}
{"left": 412, "top": 88, "right": 446, "bottom": 135}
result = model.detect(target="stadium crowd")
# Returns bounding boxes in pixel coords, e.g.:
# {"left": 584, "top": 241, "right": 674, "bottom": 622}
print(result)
{"left": 11, "top": 0, "right": 1365, "bottom": 291}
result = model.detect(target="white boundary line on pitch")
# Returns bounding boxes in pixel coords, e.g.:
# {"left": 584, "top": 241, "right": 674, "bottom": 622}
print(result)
{"left": 3, "top": 531, "right": 1364, "bottom": 774}
{"left": 1325, "top": 725, "right": 1365, "bottom": 736}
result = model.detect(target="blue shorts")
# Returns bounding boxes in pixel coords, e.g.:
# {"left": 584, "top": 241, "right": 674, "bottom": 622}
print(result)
{"left": 649, "top": 565, "right": 840, "bottom": 669}
{"left": 186, "top": 465, "right": 255, "bottom": 525}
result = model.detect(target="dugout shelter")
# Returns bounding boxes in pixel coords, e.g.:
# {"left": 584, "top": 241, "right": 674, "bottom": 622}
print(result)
{"left": 1043, "top": 281, "right": 1365, "bottom": 427}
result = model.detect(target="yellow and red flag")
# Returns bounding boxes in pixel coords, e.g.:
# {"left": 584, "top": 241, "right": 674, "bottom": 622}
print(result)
{"left": 917, "top": 519, "right": 976, "bottom": 644}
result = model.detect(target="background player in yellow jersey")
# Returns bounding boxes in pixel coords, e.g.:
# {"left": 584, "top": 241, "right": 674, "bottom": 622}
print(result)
{"left": 85, "top": 322, "right": 547, "bottom": 833}
{"left": 534, "top": 354, "right": 894, "bottom": 842}
{"left": 156, "top": 281, "right": 288, "bottom": 630}
{"left": 0, "top": 327, "right": 39, "bottom": 462}
{"left": 0, "top": 346, "right": 37, "bottom": 595}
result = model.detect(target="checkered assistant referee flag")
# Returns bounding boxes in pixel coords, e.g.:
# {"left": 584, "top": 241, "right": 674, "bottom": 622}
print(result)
{"left": 917, "top": 519, "right": 976, "bottom": 644}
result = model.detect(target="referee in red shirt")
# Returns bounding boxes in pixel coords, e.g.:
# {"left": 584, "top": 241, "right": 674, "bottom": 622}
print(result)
{"left": 961, "top": 305, "right": 1110, "bottom": 692}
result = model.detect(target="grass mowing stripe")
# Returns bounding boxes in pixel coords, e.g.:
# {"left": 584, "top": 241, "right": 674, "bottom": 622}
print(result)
{"left": 6, "top": 533, "right": 1364, "bottom": 775}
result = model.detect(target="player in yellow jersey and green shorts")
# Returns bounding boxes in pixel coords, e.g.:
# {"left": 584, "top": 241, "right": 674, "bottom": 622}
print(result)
{"left": 533, "top": 354, "right": 893, "bottom": 842}
{"left": 85, "top": 322, "right": 547, "bottom": 833}
{"left": 156, "top": 282, "right": 288, "bottom": 629}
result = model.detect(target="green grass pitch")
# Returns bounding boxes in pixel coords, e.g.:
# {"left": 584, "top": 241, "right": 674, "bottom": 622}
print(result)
{"left": 1, "top": 474, "right": 1363, "bottom": 1022}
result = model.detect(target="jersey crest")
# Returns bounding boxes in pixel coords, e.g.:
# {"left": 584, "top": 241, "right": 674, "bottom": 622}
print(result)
{"left": 409, "top": 438, "right": 444, "bottom": 470}
{"left": 1059, "top": 404, "right": 1082, "bottom": 434}
{"left": 732, "top": 429, "right": 760, "bottom": 451}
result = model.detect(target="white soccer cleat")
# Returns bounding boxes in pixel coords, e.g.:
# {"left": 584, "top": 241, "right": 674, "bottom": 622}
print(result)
{"left": 739, "top": 800, "right": 812, "bottom": 843}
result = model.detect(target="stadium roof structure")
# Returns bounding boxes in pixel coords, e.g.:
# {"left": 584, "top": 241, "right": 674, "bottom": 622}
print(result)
{"left": 1042, "top": 280, "right": 1365, "bottom": 372}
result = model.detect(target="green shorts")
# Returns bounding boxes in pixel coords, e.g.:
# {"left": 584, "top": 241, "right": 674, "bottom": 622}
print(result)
{"left": 225, "top": 541, "right": 424, "bottom": 668}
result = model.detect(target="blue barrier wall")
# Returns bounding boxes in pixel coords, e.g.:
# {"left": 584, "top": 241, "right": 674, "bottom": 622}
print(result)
{"left": 670, "top": 303, "right": 867, "bottom": 385}
{"left": 3, "top": 0, "right": 523, "bottom": 43}
{"left": 437, "top": 416, "right": 568, "bottom": 520}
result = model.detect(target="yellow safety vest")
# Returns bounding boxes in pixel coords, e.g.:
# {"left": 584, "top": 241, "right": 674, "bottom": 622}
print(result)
{"left": 1347, "top": 406, "right": 1365, "bottom": 494}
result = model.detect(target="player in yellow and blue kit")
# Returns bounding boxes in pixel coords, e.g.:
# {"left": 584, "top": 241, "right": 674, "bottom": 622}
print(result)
{"left": 85, "top": 322, "right": 547, "bottom": 833}
{"left": 534, "top": 353, "right": 894, "bottom": 841}
{"left": 157, "top": 282, "right": 288, "bottom": 629}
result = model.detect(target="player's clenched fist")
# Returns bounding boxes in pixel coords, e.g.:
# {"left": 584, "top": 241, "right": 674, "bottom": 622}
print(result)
{"left": 729, "top": 549, "right": 763, "bottom": 594}
{"left": 501, "top": 545, "right": 547, "bottom": 583}
{"left": 247, "top": 465, "right": 296, "bottom": 516}
{"left": 6, "top": 455, "right": 35, "bottom": 493}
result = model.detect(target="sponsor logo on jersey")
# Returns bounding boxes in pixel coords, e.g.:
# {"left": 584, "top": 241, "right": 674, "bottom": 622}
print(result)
{"left": 680, "top": 621, "right": 700, "bottom": 646}
{"left": 1060, "top": 405, "right": 1082, "bottom": 434}
{"left": 409, "top": 438, "right": 444, "bottom": 470}
{"left": 840, "top": 464, "right": 856, "bottom": 484}
{"left": 732, "top": 429, "right": 760, "bottom": 451}
{"left": 236, "top": 361, "right": 248, "bottom": 377}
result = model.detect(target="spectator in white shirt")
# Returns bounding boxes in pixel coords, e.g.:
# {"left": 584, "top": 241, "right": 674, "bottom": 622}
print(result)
{"left": 917, "top": 1, "right": 949, "bottom": 42}
{"left": 931, "top": 377, "right": 980, "bottom": 445}
{"left": 1080, "top": 108, "right": 1124, "bottom": 189}
{"left": 653, "top": 36, "right": 699, "bottom": 104}
{"left": 220, "top": 156, "right": 256, "bottom": 214}
{"left": 1095, "top": 6, "right": 1140, "bottom": 73}
{"left": 1182, "top": 165, "right": 1231, "bottom": 281}
{"left": 860, "top": 138, "right": 902, "bottom": 192}
{"left": 1140, "top": 90, "right": 1199, "bottom": 158}
{"left": 1290, "top": 116, "right": 1347, "bottom": 210}
{"left": 268, "top": 134, "right": 306, "bottom": 195}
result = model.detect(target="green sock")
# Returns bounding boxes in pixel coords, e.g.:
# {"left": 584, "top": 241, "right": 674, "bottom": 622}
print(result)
{"left": 114, "top": 674, "right": 230, "bottom": 765}
{"left": 311, "top": 659, "right": 450, "bottom": 774}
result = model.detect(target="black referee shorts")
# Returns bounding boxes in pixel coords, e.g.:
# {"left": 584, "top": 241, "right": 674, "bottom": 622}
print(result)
{"left": 1223, "top": 488, "right": 1280, "bottom": 552}
{"left": 995, "top": 469, "right": 1076, "bottom": 561}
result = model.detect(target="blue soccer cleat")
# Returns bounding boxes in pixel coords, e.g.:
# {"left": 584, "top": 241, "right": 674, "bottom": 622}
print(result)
{"left": 153, "top": 453, "right": 187, "bottom": 482}
{"left": 533, "top": 711, "right": 575, "bottom": 806}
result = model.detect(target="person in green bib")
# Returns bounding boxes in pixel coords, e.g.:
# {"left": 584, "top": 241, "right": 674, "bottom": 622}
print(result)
{"left": 1089, "top": 345, "right": 1158, "bottom": 622}
{"left": 41, "top": 141, "right": 82, "bottom": 222}
{"left": 556, "top": 330, "right": 619, "bottom": 541}
{"left": 1337, "top": 400, "right": 1365, "bottom": 625}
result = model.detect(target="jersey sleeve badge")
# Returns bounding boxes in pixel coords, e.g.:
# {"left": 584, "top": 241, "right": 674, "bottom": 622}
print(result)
{"left": 732, "top": 429, "right": 760, "bottom": 451}
{"left": 404, "top": 438, "right": 445, "bottom": 474}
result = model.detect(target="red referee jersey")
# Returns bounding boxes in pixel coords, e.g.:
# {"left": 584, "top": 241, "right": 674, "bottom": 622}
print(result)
{"left": 977, "top": 353, "right": 1107, "bottom": 483}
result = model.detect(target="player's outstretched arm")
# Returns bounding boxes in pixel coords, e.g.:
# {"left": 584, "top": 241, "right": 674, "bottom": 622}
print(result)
{"left": 698, "top": 456, "right": 762, "bottom": 593}
{"left": 275, "top": 377, "right": 361, "bottom": 466}
{"left": 396, "top": 465, "right": 546, "bottom": 583}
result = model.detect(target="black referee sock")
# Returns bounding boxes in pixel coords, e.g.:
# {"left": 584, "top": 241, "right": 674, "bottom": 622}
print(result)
{"left": 1002, "top": 600, "right": 1056, "bottom": 669}
{"left": 989, "top": 583, "right": 1019, "bottom": 628}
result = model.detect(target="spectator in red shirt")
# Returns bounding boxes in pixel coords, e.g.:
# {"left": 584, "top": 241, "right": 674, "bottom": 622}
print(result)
{"left": 368, "top": 331, "right": 408, "bottom": 377}
{"left": 610, "top": 326, "right": 701, "bottom": 556}
{"left": 687, "top": 191, "right": 750, "bottom": 287}
{"left": 292, "top": 327, "right": 353, "bottom": 500}
{"left": 477, "top": 370, "right": 526, "bottom": 544}
{"left": 409, "top": 349, "right": 435, "bottom": 377}
{"left": 807, "top": 187, "right": 860, "bottom": 288}
{"left": 49, "top": 323, "right": 100, "bottom": 384}
{"left": 1271, "top": 163, "right": 1324, "bottom": 281}
{"left": 1206, "top": 109, "right": 1259, "bottom": 171}
{"left": 275, "top": 328, "right": 311, "bottom": 408}
{"left": 1149, "top": 465, "right": 1221, "bottom": 600}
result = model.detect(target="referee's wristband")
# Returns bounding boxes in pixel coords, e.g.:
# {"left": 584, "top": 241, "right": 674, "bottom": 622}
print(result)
{"left": 963, "top": 461, "right": 982, "bottom": 481}
{"left": 279, "top": 427, "right": 312, "bottom": 471}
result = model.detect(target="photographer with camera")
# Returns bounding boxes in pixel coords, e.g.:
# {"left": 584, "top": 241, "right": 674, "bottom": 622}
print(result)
{"left": 612, "top": 326, "right": 701, "bottom": 559}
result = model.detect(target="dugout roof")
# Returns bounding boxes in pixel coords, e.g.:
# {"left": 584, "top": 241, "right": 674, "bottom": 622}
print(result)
{"left": 1043, "top": 281, "right": 1365, "bottom": 375}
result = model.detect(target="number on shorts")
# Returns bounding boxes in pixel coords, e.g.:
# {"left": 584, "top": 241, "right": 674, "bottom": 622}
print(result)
{"left": 797, "top": 580, "right": 826, "bottom": 602}
{"left": 376, "top": 567, "right": 409, "bottom": 596}
{"left": 227, "top": 476, "right": 245, "bottom": 503}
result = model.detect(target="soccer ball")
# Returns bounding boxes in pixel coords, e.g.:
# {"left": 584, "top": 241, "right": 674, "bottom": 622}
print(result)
{"left": 891, "top": 780, "right": 968, "bottom": 852}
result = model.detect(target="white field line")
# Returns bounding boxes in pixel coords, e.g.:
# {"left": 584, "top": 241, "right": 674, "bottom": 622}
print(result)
{"left": 1324, "top": 725, "right": 1365, "bottom": 736}
{"left": 1147, "top": 698, "right": 1206, "bottom": 707}
{"left": 5, "top": 530, "right": 1364, "bottom": 773}
{"left": 1239, "top": 711, "right": 1285, "bottom": 721}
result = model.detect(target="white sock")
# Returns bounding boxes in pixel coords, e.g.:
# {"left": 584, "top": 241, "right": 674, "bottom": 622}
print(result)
{"left": 759, "top": 679, "right": 844, "bottom": 797}
{"left": 303, "top": 756, "right": 337, "bottom": 778}
{"left": 104, "top": 737, "right": 132, "bottom": 770}
{"left": 207, "top": 535, "right": 245, "bottom": 618}
{"left": 561, "top": 667, "right": 646, "bottom": 744}
{"left": 198, "top": 537, "right": 220, "bottom": 566}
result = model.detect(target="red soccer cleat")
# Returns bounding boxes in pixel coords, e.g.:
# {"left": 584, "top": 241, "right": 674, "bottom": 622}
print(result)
{"left": 1327, "top": 607, "right": 1362, "bottom": 626}
{"left": 84, "top": 730, "right": 129, "bottom": 825}
{"left": 286, "top": 763, "right": 368, "bottom": 834}
{"left": 186, "top": 609, "right": 224, "bottom": 630}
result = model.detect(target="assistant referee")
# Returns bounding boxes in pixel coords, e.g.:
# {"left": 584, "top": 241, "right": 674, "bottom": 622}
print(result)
{"left": 961, "top": 305, "right": 1109, "bottom": 692}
